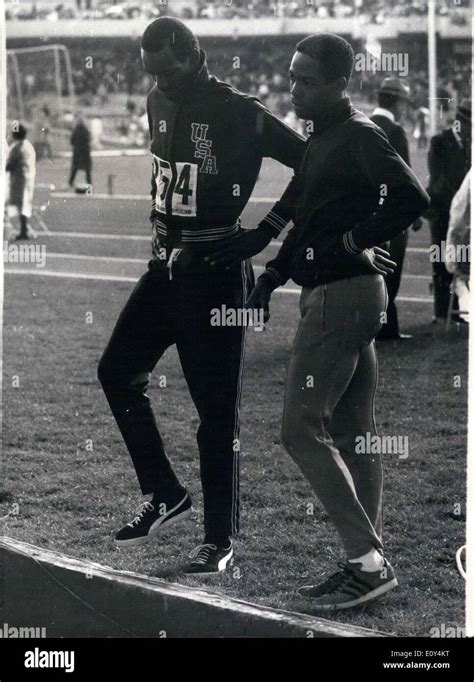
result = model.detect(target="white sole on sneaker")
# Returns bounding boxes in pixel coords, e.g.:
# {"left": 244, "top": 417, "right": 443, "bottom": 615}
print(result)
{"left": 114, "top": 500, "right": 193, "bottom": 548}
{"left": 185, "top": 549, "right": 234, "bottom": 576}
{"left": 311, "top": 577, "right": 399, "bottom": 611}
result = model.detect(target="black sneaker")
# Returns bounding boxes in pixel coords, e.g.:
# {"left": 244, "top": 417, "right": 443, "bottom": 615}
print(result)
{"left": 185, "top": 542, "right": 233, "bottom": 575}
{"left": 297, "top": 559, "right": 398, "bottom": 610}
{"left": 114, "top": 492, "right": 192, "bottom": 547}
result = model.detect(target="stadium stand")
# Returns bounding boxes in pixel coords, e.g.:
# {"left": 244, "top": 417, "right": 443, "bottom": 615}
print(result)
{"left": 4, "top": 0, "right": 472, "bottom": 21}
{"left": 6, "top": 0, "right": 472, "bottom": 148}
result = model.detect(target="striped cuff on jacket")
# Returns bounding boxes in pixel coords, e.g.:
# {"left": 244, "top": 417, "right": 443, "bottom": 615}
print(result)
{"left": 341, "top": 230, "right": 363, "bottom": 255}
{"left": 259, "top": 210, "right": 288, "bottom": 237}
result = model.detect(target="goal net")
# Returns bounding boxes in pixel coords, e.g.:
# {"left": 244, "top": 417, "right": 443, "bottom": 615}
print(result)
{"left": 7, "top": 44, "right": 76, "bottom": 155}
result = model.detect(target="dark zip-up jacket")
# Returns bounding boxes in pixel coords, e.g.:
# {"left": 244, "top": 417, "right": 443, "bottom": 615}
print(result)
{"left": 147, "top": 50, "right": 305, "bottom": 253}
{"left": 258, "top": 97, "right": 430, "bottom": 289}
{"left": 427, "top": 127, "right": 471, "bottom": 225}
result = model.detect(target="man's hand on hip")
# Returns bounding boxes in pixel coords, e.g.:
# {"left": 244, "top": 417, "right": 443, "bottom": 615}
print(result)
{"left": 355, "top": 246, "right": 397, "bottom": 276}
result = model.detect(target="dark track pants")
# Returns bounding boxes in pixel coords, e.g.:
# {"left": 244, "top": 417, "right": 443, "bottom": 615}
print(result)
{"left": 98, "top": 256, "right": 254, "bottom": 539}
{"left": 429, "top": 217, "right": 454, "bottom": 319}
{"left": 69, "top": 163, "right": 92, "bottom": 186}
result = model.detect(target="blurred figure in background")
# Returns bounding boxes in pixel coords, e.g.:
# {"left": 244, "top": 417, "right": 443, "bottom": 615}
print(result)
{"left": 414, "top": 105, "right": 429, "bottom": 149}
{"left": 69, "top": 113, "right": 92, "bottom": 189}
{"left": 5, "top": 122, "right": 36, "bottom": 240}
{"left": 446, "top": 169, "right": 470, "bottom": 324}
{"left": 371, "top": 77, "right": 414, "bottom": 340}
{"left": 426, "top": 99, "right": 471, "bottom": 321}
{"left": 90, "top": 116, "right": 104, "bottom": 150}
{"left": 33, "top": 105, "right": 53, "bottom": 161}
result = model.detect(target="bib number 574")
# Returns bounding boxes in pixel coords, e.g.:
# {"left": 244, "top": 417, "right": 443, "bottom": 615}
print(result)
{"left": 152, "top": 156, "right": 198, "bottom": 217}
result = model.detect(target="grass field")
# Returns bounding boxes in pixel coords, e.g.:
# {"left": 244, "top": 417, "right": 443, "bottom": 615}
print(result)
{"left": 2, "top": 143, "right": 467, "bottom": 636}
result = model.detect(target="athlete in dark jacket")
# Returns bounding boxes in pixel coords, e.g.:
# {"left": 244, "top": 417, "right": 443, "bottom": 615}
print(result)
{"left": 248, "top": 100, "right": 427, "bottom": 290}
{"left": 231, "top": 34, "right": 429, "bottom": 609}
{"left": 146, "top": 51, "right": 302, "bottom": 251}
{"left": 98, "top": 18, "right": 305, "bottom": 574}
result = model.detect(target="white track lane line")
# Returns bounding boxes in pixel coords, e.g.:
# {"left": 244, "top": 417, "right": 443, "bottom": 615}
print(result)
{"left": 45, "top": 193, "right": 431, "bottom": 252}
{"left": 44, "top": 230, "right": 149, "bottom": 241}
{"left": 4, "top": 269, "right": 433, "bottom": 303}
{"left": 4, "top": 269, "right": 138, "bottom": 283}
{"left": 42, "top": 252, "right": 432, "bottom": 280}
{"left": 52, "top": 192, "right": 281, "bottom": 202}
{"left": 40, "top": 231, "right": 431, "bottom": 255}
{"left": 45, "top": 252, "right": 147, "bottom": 264}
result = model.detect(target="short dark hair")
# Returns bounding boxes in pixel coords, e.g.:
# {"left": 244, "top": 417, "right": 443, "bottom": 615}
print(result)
{"left": 141, "top": 17, "right": 200, "bottom": 62}
{"left": 296, "top": 33, "right": 354, "bottom": 84}
{"left": 378, "top": 92, "right": 399, "bottom": 110}
{"left": 11, "top": 121, "right": 27, "bottom": 140}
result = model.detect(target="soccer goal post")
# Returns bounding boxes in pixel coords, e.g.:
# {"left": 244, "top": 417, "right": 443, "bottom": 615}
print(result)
{"left": 7, "top": 44, "right": 76, "bottom": 152}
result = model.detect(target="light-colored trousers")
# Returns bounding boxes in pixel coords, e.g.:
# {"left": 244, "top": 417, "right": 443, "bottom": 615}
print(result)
{"left": 282, "top": 274, "right": 388, "bottom": 559}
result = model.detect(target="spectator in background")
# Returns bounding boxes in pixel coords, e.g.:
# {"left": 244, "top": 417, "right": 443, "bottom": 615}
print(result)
{"left": 426, "top": 99, "right": 471, "bottom": 321}
{"left": 90, "top": 116, "right": 104, "bottom": 150}
{"left": 414, "top": 105, "right": 429, "bottom": 149}
{"left": 24, "top": 73, "right": 36, "bottom": 97}
{"left": 6, "top": 122, "right": 36, "bottom": 240}
{"left": 69, "top": 113, "right": 92, "bottom": 189}
{"left": 41, "top": 106, "right": 54, "bottom": 159}
{"left": 33, "top": 105, "right": 54, "bottom": 160}
{"left": 371, "top": 77, "right": 414, "bottom": 340}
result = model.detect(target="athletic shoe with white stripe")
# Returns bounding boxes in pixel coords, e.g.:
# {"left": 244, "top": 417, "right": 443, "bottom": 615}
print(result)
{"left": 185, "top": 542, "right": 233, "bottom": 575}
{"left": 297, "top": 559, "right": 398, "bottom": 610}
{"left": 114, "top": 492, "right": 192, "bottom": 547}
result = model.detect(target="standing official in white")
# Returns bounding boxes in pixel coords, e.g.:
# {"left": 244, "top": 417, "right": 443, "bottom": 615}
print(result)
{"left": 6, "top": 122, "right": 36, "bottom": 241}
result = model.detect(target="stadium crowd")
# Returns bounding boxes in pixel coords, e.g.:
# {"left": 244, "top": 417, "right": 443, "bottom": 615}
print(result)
{"left": 5, "top": 0, "right": 471, "bottom": 21}
{"left": 14, "top": 30, "right": 470, "bottom": 104}
{"left": 33, "top": 47, "right": 462, "bottom": 150}
{"left": 14, "top": 44, "right": 471, "bottom": 130}
{"left": 70, "top": 47, "right": 471, "bottom": 115}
